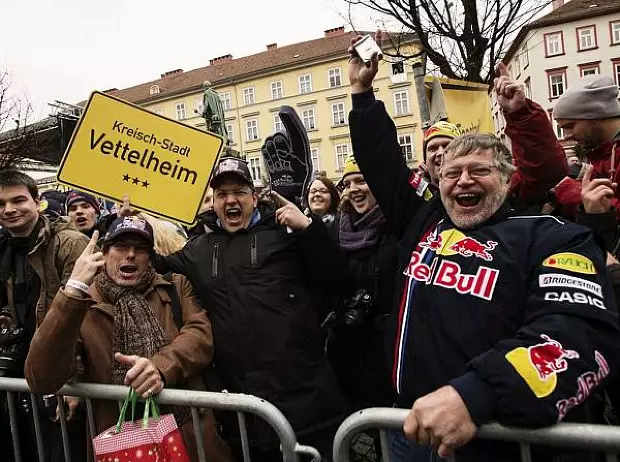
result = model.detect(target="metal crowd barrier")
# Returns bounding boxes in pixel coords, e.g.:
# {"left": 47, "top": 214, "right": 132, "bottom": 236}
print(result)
{"left": 0, "top": 377, "right": 321, "bottom": 462}
{"left": 333, "top": 407, "right": 620, "bottom": 462}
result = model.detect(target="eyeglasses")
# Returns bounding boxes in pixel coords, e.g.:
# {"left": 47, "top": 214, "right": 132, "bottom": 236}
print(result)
{"left": 439, "top": 164, "right": 499, "bottom": 181}
{"left": 309, "top": 188, "right": 330, "bottom": 195}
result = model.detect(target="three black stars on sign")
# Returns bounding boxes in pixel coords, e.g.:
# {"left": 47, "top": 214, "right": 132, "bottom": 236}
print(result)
{"left": 122, "top": 173, "right": 150, "bottom": 188}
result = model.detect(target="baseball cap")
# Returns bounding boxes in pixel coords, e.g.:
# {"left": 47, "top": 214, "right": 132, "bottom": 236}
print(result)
{"left": 104, "top": 216, "right": 154, "bottom": 246}
{"left": 210, "top": 157, "right": 254, "bottom": 188}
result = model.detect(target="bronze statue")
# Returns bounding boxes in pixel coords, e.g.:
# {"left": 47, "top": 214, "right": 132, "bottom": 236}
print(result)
{"left": 201, "top": 80, "right": 228, "bottom": 143}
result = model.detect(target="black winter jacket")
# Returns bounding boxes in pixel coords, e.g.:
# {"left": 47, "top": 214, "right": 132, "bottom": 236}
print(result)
{"left": 327, "top": 216, "right": 398, "bottom": 410}
{"left": 349, "top": 90, "right": 620, "bottom": 460}
{"left": 158, "top": 206, "right": 349, "bottom": 448}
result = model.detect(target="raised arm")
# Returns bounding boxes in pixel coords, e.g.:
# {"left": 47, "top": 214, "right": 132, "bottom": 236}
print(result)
{"left": 348, "top": 32, "right": 430, "bottom": 237}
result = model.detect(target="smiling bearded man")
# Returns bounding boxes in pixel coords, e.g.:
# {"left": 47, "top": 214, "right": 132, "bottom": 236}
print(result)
{"left": 347, "top": 41, "right": 620, "bottom": 461}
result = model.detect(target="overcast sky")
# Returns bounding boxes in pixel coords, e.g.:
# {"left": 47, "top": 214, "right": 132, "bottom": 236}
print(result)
{"left": 1, "top": 0, "right": 381, "bottom": 122}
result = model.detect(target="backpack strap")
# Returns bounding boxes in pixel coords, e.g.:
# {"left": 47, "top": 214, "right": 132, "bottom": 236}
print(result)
{"left": 162, "top": 272, "right": 182, "bottom": 329}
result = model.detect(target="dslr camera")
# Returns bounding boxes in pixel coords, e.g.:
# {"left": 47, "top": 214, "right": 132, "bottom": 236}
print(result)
{"left": 0, "top": 325, "right": 29, "bottom": 378}
{"left": 342, "top": 289, "right": 373, "bottom": 327}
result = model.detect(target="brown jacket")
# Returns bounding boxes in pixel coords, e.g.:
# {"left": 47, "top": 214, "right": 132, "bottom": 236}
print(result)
{"left": 25, "top": 272, "right": 234, "bottom": 462}
{"left": 1, "top": 216, "right": 88, "bottom": 326}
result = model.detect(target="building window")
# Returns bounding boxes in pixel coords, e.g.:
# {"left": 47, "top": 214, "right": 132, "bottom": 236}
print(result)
{"left": 612, "top": 21, "right": 620, "bottom": 45}
{"left": 149, "top": 85, "right": 160, "bottom": 95}
{"left": 302, "top": 108, "right": 316, "bottom": 130}
{"left": 548, "top": 110, "right": 564, "bottom": 140}
{"left": 579, "top": 62, "right": 600, "bottom": 77}
{"left": 398, "top": 134, "right": 414, "bottom": 162}
{"left": 544, "top": 32, "right": 564, "bottom": 57}
{"left": 310, "top": 148, "right": 320, "bottom": 172}
{"left": 392, "top": 61, "right": 404, "bottom": 75}
{"left": 220, "top": 92, "right": 232, "bottom": 110}
{"left": 175, "top": 102, "right": 186, "bottom": 120}
{"left": 514, "top": 56, "right": 521, "bottom": 77}
{"left": 273, "top": 114, "right": 285, "bottom": 133}
{"left": 335, "top": 144, "right": 350, "bottom": 170}
{"left": 328, "top": 68, "right": 342, "bottom": 88}
{"left": 577, "top": 25, "right": 597, "bottom": 51}
{"left": 246, "top": 119, "right": 259, "bottom": 141}
{"left": 521, "top": 44, "right": 529, "bottom": 68}
{"left": 524, "top": 77, "right": 532, "bottom": 100}
{"left": 153, "top": 108, "right": 164, "bottom": 116}
{"left": 394, "top": 91, "right": 410, "bottom": 116}
{"left": 225, "top": 123, "right": 234, "bottom": 144}
{"left": 299, "top": 74, "right": 313, "bottom": 94}
{"left": 270, "top": 81, "right": 284, "bottom": 100}
{"left": 195, "top": 98, "right": 204, "bottom": 116}
{"left": 248, "top": 157, "right": 262, "bottom": 182}
{"left": 613, "top": 59, "right": 620, "bottom": 86}
{"left": 547, "top": 69, "right": 567, "bottom": 99}
{"left": 243, "top": 87, "right": 255, "bottom": 106}
{"left": 331, "top": 102, "right": 346, "bottom": 126}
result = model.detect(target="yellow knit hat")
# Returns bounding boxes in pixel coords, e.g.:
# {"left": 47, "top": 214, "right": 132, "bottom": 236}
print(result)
{"left": 342, "top": 154, "right": 361, "bottom": 180}
{"left": 423, "top": 121, "right": 461, "bottom": 161}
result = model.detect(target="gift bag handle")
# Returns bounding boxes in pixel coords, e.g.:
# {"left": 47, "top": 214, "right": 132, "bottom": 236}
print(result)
{"left": 115, "top": 389, "right": 162, "bottom": 433}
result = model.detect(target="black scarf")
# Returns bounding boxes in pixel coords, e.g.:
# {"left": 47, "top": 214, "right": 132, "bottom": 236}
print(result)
{"left": 339, "top": 205, "right": 387, "bottom": 252}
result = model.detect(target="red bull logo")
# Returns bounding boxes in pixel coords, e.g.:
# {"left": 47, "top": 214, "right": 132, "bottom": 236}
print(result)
{"left": 528, "top": 334, "right": 579, "bottom": 381}
{"left": 506, "top": 335, "right": 580, "bottom": 398}
{"left": 419, "top": 230, "right": 497, "bottom": 262}
{"left": 404, "top": 251, "right": 499, "bottom": 301}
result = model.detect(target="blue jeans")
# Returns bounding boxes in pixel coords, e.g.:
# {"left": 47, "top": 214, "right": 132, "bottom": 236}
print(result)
{"left": 388, "top": 429, "right": 444, "bottom": 462}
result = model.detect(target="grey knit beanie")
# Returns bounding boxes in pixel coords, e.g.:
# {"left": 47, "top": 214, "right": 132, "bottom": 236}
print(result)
{"left": 554, "top": 75, "right": 620, "bottom": 120}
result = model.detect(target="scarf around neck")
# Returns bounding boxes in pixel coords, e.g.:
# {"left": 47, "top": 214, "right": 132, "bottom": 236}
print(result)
{"left": 94, "top": 267, "right": 163, "bottom": 386}
{"left": 339, "top": 204, "right": 387, "bottom": 252}
{"left": 94, "top": 268, "right": 192, "bottom": 425}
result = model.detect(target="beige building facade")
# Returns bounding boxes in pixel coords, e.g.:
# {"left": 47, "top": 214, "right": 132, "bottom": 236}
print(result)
{"left": 104, "top": 27, "right": 422, "bottom": 186}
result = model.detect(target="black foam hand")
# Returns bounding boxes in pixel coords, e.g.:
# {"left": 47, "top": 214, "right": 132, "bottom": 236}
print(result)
{"left": 260, "top": 106, "right": 311, "bottom": 203}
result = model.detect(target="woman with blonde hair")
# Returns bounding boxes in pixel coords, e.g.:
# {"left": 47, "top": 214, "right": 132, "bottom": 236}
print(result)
{"left": 139, "top": 213, "right": 187, "bottom": 256}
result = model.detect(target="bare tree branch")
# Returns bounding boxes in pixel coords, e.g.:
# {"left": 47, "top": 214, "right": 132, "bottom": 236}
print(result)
{"left": 342, "top": 0, "right": 551, "bottom": 82}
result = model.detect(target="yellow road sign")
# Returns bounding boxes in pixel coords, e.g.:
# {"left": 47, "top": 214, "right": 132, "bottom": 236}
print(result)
{"left": 56, "top": 91, "right": 223, "bottom": 225}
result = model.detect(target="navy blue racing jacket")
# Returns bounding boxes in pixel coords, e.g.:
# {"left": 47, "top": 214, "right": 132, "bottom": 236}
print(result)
{"left": 349, "top": 90, "right": 620, "bottom": 459}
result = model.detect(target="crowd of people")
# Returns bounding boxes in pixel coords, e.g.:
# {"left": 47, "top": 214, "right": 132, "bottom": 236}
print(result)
{"left": 1, "top": 31, "right": 620, "bottom": 462}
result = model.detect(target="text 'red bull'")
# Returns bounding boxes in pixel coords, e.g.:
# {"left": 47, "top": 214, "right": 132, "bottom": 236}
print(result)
{"left": 404, "top": 251, "right": 499, "bottom": 300}
{"left": 556, "top": 351, "right": 610, "bottom": 422}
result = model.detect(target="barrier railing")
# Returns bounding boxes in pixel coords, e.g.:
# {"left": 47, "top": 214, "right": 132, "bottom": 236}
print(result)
{"left": 333, "top": 407, "right": 620, "bottom": 462}
{"left": 0, "top": 377, "right": 321, "bottom": 462}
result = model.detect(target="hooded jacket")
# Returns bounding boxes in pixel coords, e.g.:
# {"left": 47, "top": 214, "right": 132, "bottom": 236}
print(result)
{"left": 0, "top": 216, "right": 88, "bottom": 328}
{"left": 157, "top": 205, "right": 349, "bottom": 448}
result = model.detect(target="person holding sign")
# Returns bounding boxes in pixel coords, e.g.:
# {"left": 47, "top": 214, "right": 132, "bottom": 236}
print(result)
{"left": 156, "top": 156, "right": 349, "bottom": 460}
{"left": 25, "top": 216, "right": 234, "bottom": 462}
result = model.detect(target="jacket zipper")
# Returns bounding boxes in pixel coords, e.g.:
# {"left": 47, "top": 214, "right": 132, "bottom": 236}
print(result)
{"left": 250, "top": 235, "right": 257, "bottom": 266}
{"left": 212, "top": 243, "right": 220, "bottom": 278}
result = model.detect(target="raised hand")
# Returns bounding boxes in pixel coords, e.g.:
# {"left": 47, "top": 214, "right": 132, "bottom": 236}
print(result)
{"left": 494, "top": 63, "right": 526, "bottom": 113}
{"left": 581, "top": 164, "right": 616, "bottom": 214}
{"left": 348, "top": 30, "right": 381, "bottom": 94}
{"left": 115, "top": 352, "right": 164, "bottom": 399}
{"left": 271, "top": 191, "right": 311, "bottom": 232}
{"left": 118, "top": 195, "right": 139, "bottom": 217}
{"left": 67, "top": 231, "right": 104, "bottom": 289}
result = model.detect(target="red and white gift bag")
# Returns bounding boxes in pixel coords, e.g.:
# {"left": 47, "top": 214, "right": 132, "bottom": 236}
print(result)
{"left": 93, "top": 412, "right": 190, "bottom": 462}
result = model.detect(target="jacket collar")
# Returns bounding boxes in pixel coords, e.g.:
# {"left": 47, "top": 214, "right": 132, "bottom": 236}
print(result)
{"left": 89, "top": 272, "right": 173, "bottom": 317}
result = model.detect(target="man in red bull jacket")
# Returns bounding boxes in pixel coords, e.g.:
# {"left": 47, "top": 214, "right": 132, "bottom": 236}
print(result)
{"left": 348, "top": 33, "right": 620, "bottom": 462}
